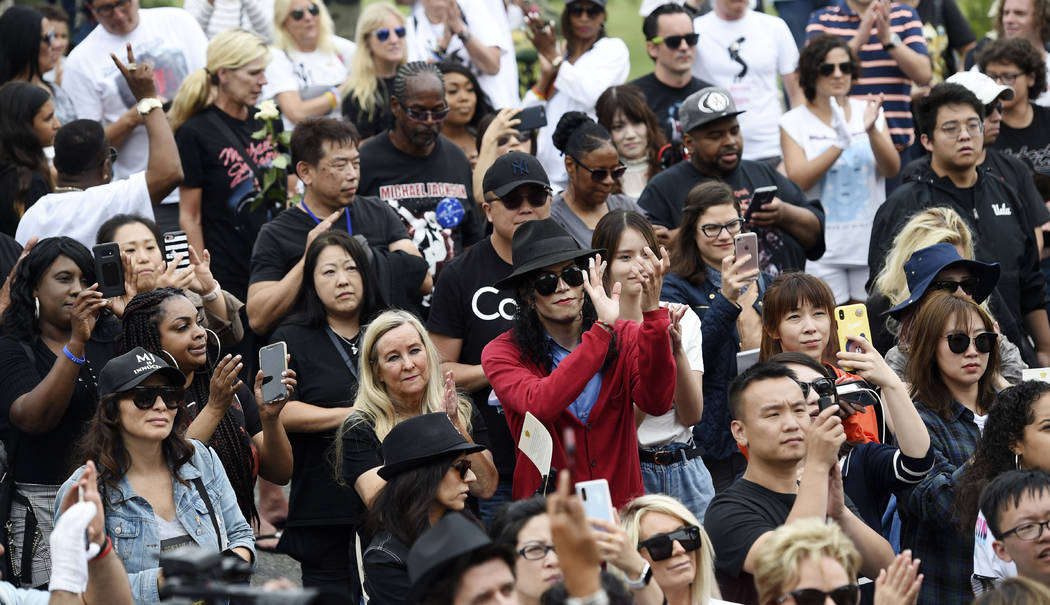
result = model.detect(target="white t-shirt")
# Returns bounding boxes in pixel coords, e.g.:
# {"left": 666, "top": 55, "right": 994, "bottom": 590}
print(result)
{"left": 779, "top": 98, "right": 886, "bottom": 267}
{"left": 637, "top": 302, "right": 705, "bottom": 447}
{"left": 263, "top": 36, "right": 357, "bottom": 131}
{"left": 182, "top": 0, "right": 273, "bottom": 41}
{"left": 15, "top": 172, "right": 154, "bottom": 249}
{"left": 0, "top": 583, "right": 48, "bottom": 605}
{"left": 62, "top": 8, "right": 207, "bottom": 205}
{"left": 692, "top": 10, "right": 798, "bottom": 160}
{"left": 973, "top": 510, "right": 1017, "bottom": 594}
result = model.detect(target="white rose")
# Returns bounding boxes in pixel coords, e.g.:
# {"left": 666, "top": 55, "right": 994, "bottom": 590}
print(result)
{"left": 255, "top": 99, "right": 280, "bottom": 121}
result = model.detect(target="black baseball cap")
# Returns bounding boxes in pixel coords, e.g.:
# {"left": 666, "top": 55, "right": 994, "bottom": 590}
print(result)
{"left": 679, "top": 87, "right": 745, "bottom": 134}
{"left": 482, "top": 151, "right": 550, "bottom": 198}
{"left": 97, "top": 347, "right": 185, "bottom": 399}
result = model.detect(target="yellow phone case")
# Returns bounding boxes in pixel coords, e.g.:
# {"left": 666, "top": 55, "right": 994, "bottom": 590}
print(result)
{"left": 835, "top": 303, "right": 871, "bottom": 356}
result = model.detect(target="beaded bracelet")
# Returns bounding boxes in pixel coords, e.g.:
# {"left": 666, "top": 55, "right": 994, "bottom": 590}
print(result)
{"left": 91, "top": 535, "right": 113, "bottom": 562}
{"left": 62, "top": 345, "right": 85, "bottom": 365}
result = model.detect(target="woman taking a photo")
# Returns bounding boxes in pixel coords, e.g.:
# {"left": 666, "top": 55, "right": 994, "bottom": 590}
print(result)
{"left": 270, "top": 231, "right": 385, "bottom": 602}
{"left": 0, "top": 82, "right": 59, "bottom": 237}
{"left": 780, "top": 34, "right": 898, "bottom": 305}
{"left": 437, "top": 61, "right": 495, "bottom": 167}
{"left": 595, "top": 84, "right": 667, "bottom": 199}
{"left": 0, "top": 6, "right": 75, "bottom": 124}
{"left": 491, "top": 497, "right": 563, "bottom": 605}
{"left": 341, "top": 3, "right": 406, "bottom": 140}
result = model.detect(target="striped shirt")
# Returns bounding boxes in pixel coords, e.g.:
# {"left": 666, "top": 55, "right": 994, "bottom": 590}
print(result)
{"left": 806, "top": 0, "right": 929, "bottom": 148}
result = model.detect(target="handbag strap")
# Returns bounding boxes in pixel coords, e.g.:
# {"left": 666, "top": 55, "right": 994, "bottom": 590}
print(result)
{"left": 191, "top": 477, "right": 223, "bottom": 551}
{"left": 202, "top": 109, "right": 262, "bottom": 182}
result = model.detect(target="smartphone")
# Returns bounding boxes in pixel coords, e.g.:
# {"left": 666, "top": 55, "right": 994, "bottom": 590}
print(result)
{"left": 734, "top": 232, "right": 759, "bottom": 277}
{"left": 258, "top": 341, "right": 288, "bottom": 404}
{"left": 163, "top": 230, "right": 191, "bottom": 270}
{"left": 516, "top": 105, "right": 547, "bottom": 132}
{"left": 835, "top": 303, "right": 872, "bottom": 370}
{"left": 743, "top": 185, "right": 778, "bottom": 222}
{"left": 92, "top": 242, "right": 125, "bottom": 298}
{"left": 836, "top": 381, "right": 882, "bottom": 408}
{"left": 575, "top": 479, "right": 615, "bottom": 524}
{"left": 562, "top": 426, "right": 576, "bottom": 483}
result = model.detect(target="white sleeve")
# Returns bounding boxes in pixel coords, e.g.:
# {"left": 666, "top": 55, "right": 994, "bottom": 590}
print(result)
{"left": 243, "top": 0, "right": 275, "bottom": 42}
{"left": 62, "top": 53, "right": 104, "bottom": 121}
{"left": 174, "top": 9, "right": 210, "bottom": 70}
{"left": 112, "top": 172, "right": 155, "bottom": 219}
{"left": 680, "top": 305, "right": 704, "bottom": 372}
{"left": 264, "top": 49, "right": 300, "bottom": 97}
{"left": 552, "top": 37, "right": 630, "bottom": 108}
{"left": 181, "top": 0, "right": 214, "bottom": 32}
{"left": 463, "top": 0, "right": 507, "bottom": 50}
{"left": 775, "top": 16, "right": 800, "bottom": 75}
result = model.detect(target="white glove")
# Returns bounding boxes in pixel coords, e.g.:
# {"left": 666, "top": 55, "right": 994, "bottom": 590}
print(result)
{"left": 49, "top": 501, "right": 99, "bottom": 594}
{"left": 829, "top": 97, "right": 853, "bottom": 150}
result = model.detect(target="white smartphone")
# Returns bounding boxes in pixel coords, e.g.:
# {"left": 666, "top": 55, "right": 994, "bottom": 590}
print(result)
{"left": 575, "top": 479, "right": 615, "bottom": 524}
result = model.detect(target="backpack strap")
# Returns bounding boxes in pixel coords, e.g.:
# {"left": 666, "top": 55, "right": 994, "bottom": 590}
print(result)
{"left": 191, "top": 477, "right": 223, "bottom": 551}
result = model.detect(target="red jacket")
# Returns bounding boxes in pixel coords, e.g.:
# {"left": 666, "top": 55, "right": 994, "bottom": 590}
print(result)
{"left": 481, "top": 309, "right": 676, "bottom": 507}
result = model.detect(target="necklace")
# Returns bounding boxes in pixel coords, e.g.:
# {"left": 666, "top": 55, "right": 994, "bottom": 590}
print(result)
{"left": 53, "top": 186, "right": 83, "bottom": 193}
{"left": 334, "top": 330, "right": 360, "bottom": 357}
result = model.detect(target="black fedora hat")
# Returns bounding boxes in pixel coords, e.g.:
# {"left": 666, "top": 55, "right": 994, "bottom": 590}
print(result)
{"left": 378, "top": 413, "right": 486, "bottom": 480}
{"left": 494, "top": 218, "right": 604, "bottom": 290}
{"left": 408, "top": 513, "right": 494, "bottom": 598}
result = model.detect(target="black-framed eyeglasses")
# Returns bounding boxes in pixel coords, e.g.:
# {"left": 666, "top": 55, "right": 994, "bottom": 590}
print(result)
{"left": 931, "top": 277, "right": 980, "bottom": 297}
{"left": 532, "top": 264, "right": 585, "bottom": 296}
{"left": 818, "top": 61, "right": 853, "bottom": 77}
{"left": 492, "top": 185, "right": 551, "bottom": 211}
{"left": 92, "top": 0, "right": 131, "bottom": 17}
{"left": 374, "top": 26, "right": 406, "bottom": 41}
{"left": 650, "top": 33, "right": 699, "bottom": 49}
{"left": 988, "top": 71, "right": 1025, "bottom": 85}
{"left": 985, "top": 101, "right": 1003, "bottom": 116}
{"left": 1002, "top": 518, "right": 1050, "bottom": 541}
{"left": 775, "top": 585, "right": 861, "bottom": 605}
{"left": 123, "top": 386, "right": 184, "bottom": 410}
{"left": 571, "top": 156, "right": 626, "bottom": 182}
{"left": 945, "top": 332, "right": 997, "bottom": 354}
{"left": 637, "top": 525, "right": 701, "bottom": 561}
{"left": 290, "top": 4, "right": 320, "bottom": 20}
{"left": 518, "top": 542, "right": 556, "bottom": 560}
{"left": 397, "top": 100, "right": 451, "bottom": 123}
{"left": 451, "top": 458, "right": 472, "bottom": 479}
{"left": 699, "top": 218, "right": 744, "bottom": 238}
{"left": 796, "top": 377, "right": 837, "bottom": 401}
{"left": 938, "top": 119, "right": 984, "bottom": 140}
{"left": 41, "top": 29, "right": 55, "bottom": 46}
{"left": 567, "top": 3, "right": 603, "bottom": 17}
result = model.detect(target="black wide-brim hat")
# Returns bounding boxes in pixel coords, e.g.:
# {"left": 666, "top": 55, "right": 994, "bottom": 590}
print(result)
{"left": 887, "top": 242, "right": 1000, "bottom": 318}
{"left": 494, "top": 218, "right": 604, "bottom": 291}
{"left": 378, "top": 413, "right": 486, "bottom": 480}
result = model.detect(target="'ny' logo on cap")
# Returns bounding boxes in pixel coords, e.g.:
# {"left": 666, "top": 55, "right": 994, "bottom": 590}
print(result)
{"left": 512, "top": 159, "right": 529, "bottom": 176}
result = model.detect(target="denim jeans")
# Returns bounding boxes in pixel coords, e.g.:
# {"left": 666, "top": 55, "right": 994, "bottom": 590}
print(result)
{"left": 639, "top": 443, "right": 717, "bottom": 523}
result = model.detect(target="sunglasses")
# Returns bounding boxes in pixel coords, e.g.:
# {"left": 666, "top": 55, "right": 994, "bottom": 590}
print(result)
{"left": 571, "top": 156, "right": 627, "bottom": 182}
{"left": 775, "top": 585, "right": 861, "bottom": 605}
{"left": 567, "top": 3, "right": 603, "bottom": 17}
{"left": 123, "top": 386, "right": 184, "bottom": 410}
{"left": 931, "top": 277, "right": 980, "bottom": 297}
{"left": 638, "top": 525, "right": 701, "bottom": 561}
{"left": 374, "top": 26, "right": 406, "bottom": 41}
{"left": 399, "top": 101, "right": 451, "bottom": 123}
{"left": 493, "top": 186, "right": 550, "bottom": 211}
{"left": 533, "top": 264, "right": 585, "bottom": 296}
{"left": 985, "top": 101, "right": 1003, "bottom": 116}
{"left": 41, "top": 29, "right": 55, "bottom": 45}
{"left": 497, "top": 131, "right": 532, "bottom": 146}
{"left": 451, "top": 458, "right": 472, "bottom": 479}
{"left": 650, "top": 33, "right": 699, "bottom": 48}
{"left": 796, "top": 377, "right": 837, "bottom": 400}
{"left": 290, "top": 4, "right": 320, "bottom": 20}
{"left": 946, "top": 332, "right": 997, "bottom": 354}
{"left": 92, "top": 0, "right": 131, "bottom": 17}
{"left": 818, "top": 61, "right": 853, "bottom": 77}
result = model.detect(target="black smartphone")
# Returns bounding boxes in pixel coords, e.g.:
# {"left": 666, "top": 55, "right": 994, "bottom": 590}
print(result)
{"left": 92, "top": 242, "right": 125, "bottom": 298}
{"left": 258, "top": 341, "right": 288, "bottom": 404}
{"left": 743, "top": 185, "right": 778, "bottom": 222}
{"left": 163, "top": 230, "right": 191, "bottom": 270}
{"left": 516, "top": 105, "right": 547, "bottom": 132}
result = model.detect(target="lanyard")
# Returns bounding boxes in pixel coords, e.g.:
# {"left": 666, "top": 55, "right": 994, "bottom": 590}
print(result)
{"left": 325, "top": 326, "right": 359, "bottom": 380}
{"left": 301, "top": 201, "right": 352, "bottom": 234}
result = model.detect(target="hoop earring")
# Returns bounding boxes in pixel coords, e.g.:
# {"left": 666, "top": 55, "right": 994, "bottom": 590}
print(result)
{"left": 160, "top": 349, "right": 181, "bottom": 371}
{"left": 200, "top": 329, "right": 221, "bottom": 374}
{"left": 1017, "top": 453, "right": 1022, "bottom": 470}
{"left": 34, "top": 297, "right": 39, "bottom": 320}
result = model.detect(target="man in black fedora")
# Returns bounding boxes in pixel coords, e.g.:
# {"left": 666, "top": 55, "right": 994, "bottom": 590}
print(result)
{"left": 480, "top": 218, "right": 677, "bottom": 508}
{"left": 408, "top": 513, "right": 517, "bottom": 605}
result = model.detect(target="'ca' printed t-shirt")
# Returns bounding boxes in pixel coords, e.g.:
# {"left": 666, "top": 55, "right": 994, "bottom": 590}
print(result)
{"left": 426, "top": 238, "right": 517, "bottom": 478}
{"left": 992, "top": 103, "right": 1050, "bottom": 202}
{"left": 358, "top": 132, "right": 484, "bottom": 277}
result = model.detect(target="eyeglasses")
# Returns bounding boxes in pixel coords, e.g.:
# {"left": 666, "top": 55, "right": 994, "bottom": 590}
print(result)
{"left": 532, "top": 264, "right": 585, "bottom": 296}
{"left": 818, "top": 61, "right": 853, "bottom": 77}
{"left": 938, "top": 119, "right": 983, "bottom": 140}
{"left": 493, "top": 186, "right": 550, "bottom": 211}
{"left": 570, "top": 156, "right": 626, "bottom": 182}
{"left": 123, "top": 386, "right": 184, "bottom": 410}
{"left": 637, "top": 525, "right": 701, "bottom": 561}
{"left": 518, "top": 542, "right": 556, "bottom": 560}
{"left": 775, "top": 585, "right": 861, "bottom": 605}
{"left": 451, "top": 458, "right": 472, "bottom": 479}
{"left": 931, "top": 277, "right": 981, "bottom": 297}
{"left": 374, "top": 26, "right": 406, "bottom": 41}
{"left": 290, "top": 4, "right": 320, "bottom": 20}
{"left": 650, "top": 33, "right": 699, "bottom": 49}
{"left": 945, "top": 332, "right": 998, "bottom": 354}
{"left": 985, "top": 101, "right": 1003, "bottom": 116}
{"left": 398, "top": 101, "right": 450, "bottom": 123}
{"left": 498, "top": 131, "right": 532, "bottom": 146}
{"left": 41, "top": 29, "right": 55, "bottom": 45}
{"left": 1002, "top": 518, "right": 1050, "bottom": 541}
{"left": 699, "top": 218, "right": 744, "bottom": 238}
{"left": 567, "top": 3, "right": 603, "bottom": 17}
{"left": 796, "top": 377, "right": 837, "bottom": 400}
{"left": 92, "top": 0, "right": 131, "bottom": 17}
{"left": 988, "top": 71, "right": 1025, "bottom": 85}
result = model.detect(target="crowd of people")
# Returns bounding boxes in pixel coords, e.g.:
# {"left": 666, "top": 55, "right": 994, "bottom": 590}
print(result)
{"left": 5, "top": 0, "right": 1050, "bottom": 603}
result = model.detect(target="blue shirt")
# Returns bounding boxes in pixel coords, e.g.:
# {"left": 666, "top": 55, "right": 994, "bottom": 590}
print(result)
{"left": 547, "top": 334, "right": 603, "bottom": 424}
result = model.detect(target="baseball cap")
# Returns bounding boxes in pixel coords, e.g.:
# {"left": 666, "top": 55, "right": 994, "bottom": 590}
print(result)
{"left": 946, "top": 71, "right": 1015, "bottom": 105}
{"left": 97, "top": 347, "right": 185, "bottom": 399}
{"left": 482, "top": 151, "right": 551, "bottom": 198}
{"left": 679, "top": 87, "right": 745, "bottom": 134}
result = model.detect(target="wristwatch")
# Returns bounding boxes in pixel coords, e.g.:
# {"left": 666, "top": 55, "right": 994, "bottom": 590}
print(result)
{"left": 137, "top": 97, "right": 163, "bottom": 115}
{"left": 883, "top": 32, "right": 902, "bottom": 50}
{"left": 551, "top": 55, "right": 564, "bottom": 69}
{"left": 625, "top": 561, "right": 653, "bottom": 590}
{"left": 458, "top": 29, "right": 472, "bottom": 44}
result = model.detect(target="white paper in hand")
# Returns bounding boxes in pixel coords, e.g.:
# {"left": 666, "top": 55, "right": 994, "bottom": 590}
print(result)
{"left": 1023, "top": 368, "right": 1050, "bottom": 383}
{"left": 518, "top": 412, "right": 553, "bottom": 478}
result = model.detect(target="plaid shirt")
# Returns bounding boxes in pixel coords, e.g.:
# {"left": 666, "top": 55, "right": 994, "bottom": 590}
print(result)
{"left": 898, "top": 399, "right": 979, "bottom": 604}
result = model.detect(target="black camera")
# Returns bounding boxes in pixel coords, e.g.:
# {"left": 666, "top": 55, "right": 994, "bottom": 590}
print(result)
{"left": 159, "top": 548, "right": 318, "bottom": 605}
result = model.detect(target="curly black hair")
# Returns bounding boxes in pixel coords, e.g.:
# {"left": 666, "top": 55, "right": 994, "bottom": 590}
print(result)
{"left": 977, "top": 36, "right": 1048, "bottom": 104}
{"left": 954, "top": 380, "right": 1050, "bottom": 533}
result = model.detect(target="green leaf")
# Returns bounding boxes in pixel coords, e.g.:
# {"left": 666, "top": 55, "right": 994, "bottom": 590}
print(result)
{"left": 276, "top": 131, "right": 292, "bottom": 147}
{"left": 262, "top": 168, "right": 277, "bottom": 192}
{"left": 251, "top": 126, "right": 268, "bottom": 140}
{"left": 272, "top": 155, "right": 289, "bottom": 170}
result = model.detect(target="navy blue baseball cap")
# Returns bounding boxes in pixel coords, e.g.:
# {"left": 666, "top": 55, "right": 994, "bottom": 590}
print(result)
{"left": 887, "top": 243, "right": 1000, "bottom": 317}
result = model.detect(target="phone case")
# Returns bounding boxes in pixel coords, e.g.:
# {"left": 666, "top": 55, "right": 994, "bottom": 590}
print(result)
{"left": 163, "top": 231, "right": 191, "bottom": 269}
{"left": 835, "top": 304, "right": 872, "bottom": 359}
{"left": 517, "top": 106, "right": 547, "bottom": 132}
{"left": 575, "top": 479, "right": 614, "bottom": 524}
{"left": 744, "top": 185, "right": 777, "bottom": 221}
{"left": 92, "top": 242, "right": 125, "bottom": 298}
{"left": 259, "top": 342, "right": 288, "bottom": 404}
{"left": 734, "top": 233, "right": 759, "bottom": 275}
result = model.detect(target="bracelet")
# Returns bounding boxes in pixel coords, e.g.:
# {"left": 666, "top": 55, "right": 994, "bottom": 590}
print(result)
{"left": 594, "top": 320, "right": 614, "bottom": 333}
{"left": 201, "top": 283, "right": 222, "bottom": 302}
{"left": 531, "top": 84, "right": 548, "bottom": 100}
{"left": 62, "top": 345, "right": 85, "bottom": 365}
{"left": 326, "top": 87, "right": 340, "bottom": 110}
{"left": 91, "top": 535, "right": 112, "bottom": 562}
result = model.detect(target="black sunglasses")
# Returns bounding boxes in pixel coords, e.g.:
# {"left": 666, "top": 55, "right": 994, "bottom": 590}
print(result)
{"left": 775, "top": 585, "right": 861, "bottom": 605}
{"left": 567, "top": 3, "right": 603, "bottom": 17}
{"left": 290, "top": 4, "right": 320, "bottom": 20}
{"left": 451, "top": 458, "right": 472, "bottom": 479}
{"left": 42, "top": 29, "right": 55, "bottom": 45}
{"left": 571, "top": 156, "right": 626, "bottom": 182}
{"left": 92, "top": 0, "right": 131, "bottom": 17}
{"left": 818, "top": 61, "right": 853, "bottom": 77}
{"left": 638, "top": 525, "right": 701, "bottom": 561}
{"left": 374, "top": 26, "right": 406, "bottom": 41}
{"left": 985, "top": 101, "right": 1003, "bottom": 116}
{"left": 650, "top": 33, "right": 699, "bottom": 49}
{"left": 946, "top": 332, "right": 997, "bottom": 355}
{"left": 533, "top": 264, "right": 585, "bottom": 296}
{"left": 493, "top": 186, "right": 550, "bottom": 211}
{"left": 398, "top": 100, "right": 451, "bottom": 123}
{"left": 498, "top": 131, "right": 532, "bottom": 146}
{"left": 123, "top": 386, "right": 184, "bottom": 410}
{"left": 931, "top": 277, "right": 980, "bottom": 297}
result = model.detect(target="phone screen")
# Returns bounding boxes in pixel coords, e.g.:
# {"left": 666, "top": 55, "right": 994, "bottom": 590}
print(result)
{"left": 259, "top": 342, "right": 288, "bottom": 404}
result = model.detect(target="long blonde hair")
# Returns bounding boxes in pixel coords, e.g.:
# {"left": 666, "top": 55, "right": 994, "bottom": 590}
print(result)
{"left": 273, "top": 0, "right": 337, "bottom": 54}
{"left": 342, "top": 3, "right": 406, "bottom": 121}
{"left": 170, "top": 29, "right": 270, "bottom": 131}
{"left": 872, "top": 207, "right": 976, "bottom": 306}
{"left": 620, "top": 495, "right": 721, "bottom": 605}
{"left": 753, "top": 519, "right": 861, "bottom": 605}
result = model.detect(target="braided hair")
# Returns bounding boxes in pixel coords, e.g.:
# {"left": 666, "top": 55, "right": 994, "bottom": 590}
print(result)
{"left": 392, "top": 61, "right": 444, "bottom": 104}
{"left": 121, "top": 288, "right": 259, "bottom": 524}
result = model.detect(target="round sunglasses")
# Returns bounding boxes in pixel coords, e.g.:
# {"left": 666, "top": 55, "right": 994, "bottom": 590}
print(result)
{"left": 945, "top": 332, "right": 997, "bottom": 355}
{"left": 775, "top": 585, "right": 860, "bottom": 605}
{"left": 637, "top": 525, "right": 701, "bottom": 561}
{"left": 290, "top": 4, "right": 320, "bottom": 20}
{"left": 374, "top": 26, "right": 406, "bottom": 42}
{"left": 532, "top": 264, "right": 585, "bottom": 296}
{"left": 122, "top": 386, "right": 185, "bottom": 410}
{"left": 571, "top": 156, "right": 627, "bottom": 182}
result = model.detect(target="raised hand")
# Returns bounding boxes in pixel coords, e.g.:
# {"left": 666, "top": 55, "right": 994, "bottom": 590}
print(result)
{"left": 581, "top": 254, "right": 621, "bottom": 325}
{"left": 110, "top": 42, "right": 157, "bottom": 102}
{"left": 807, "top": 404, "right": 845, "bottom": 470}
{"left": 254, "top": 364, "right": 296, "bottom": 422}
{"left": 305, "top": 209, "right": 343, "bottom": 252}
{"left": 156, "top": 253, "right": 196, "bottom": 290}
{"left": 636, "top": 246, "right": 669, "bottom": 313}
{"left": 187, "top": 245, "right": 219, "bottom": 296}
{"left": 835, "top": 334, "right": 899, "bottom": 390}
{"left": 208, "top": 354, "right": 244, "bottom": 414}
{"left": 441, "top": 370, "right": 465, "bottom": 429}
{"left": 863, "top": 93, "right": 885, "bottom": 132}
{"left": 720, "top": 253, "right": 759, "bottom": 304}
{"left": 668, "top": 303, "right": 688, "bottom": 355}
{"left": 70, "top": 285, "right": 107, "bottom": 346}
{"left": 874, "top": 550, "right": 922, "bottom": 605}
{"left": 525, "top": 12, "right": 560, "bottom": 61}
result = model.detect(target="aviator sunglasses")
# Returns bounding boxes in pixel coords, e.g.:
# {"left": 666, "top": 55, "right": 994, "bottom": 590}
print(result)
{"left": 290, "top": 4, "right": 320, "bottom": 20}
{"left": 945, "top": 332, "right": 997, "bottom": 354}
{"left": 374, "top": 26, "right": 406, "bottom": 41}
{"left": 775, "top": 585, "right": 861, "bottom": 605}
{"left": 532, "top": 264, "right": 585, "bottom": 296}
{"left": 818, "top": 61, "right": 853, "bottom": 77}
{"left": 637, "top": 525, "right": 702, "bottom": 561}
{"left": 123, "top": 386, "right": 185, "bottom": 410}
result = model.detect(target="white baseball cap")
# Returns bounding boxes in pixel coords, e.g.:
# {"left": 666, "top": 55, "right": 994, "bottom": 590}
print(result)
{"left": 947, "top": 70, "right": 1016, "bottom": 105}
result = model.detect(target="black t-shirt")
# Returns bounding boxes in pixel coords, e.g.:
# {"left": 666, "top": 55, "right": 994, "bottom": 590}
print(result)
{"left": 0, "top": 168, "right": 48, "bottom": 238}
{"left": 0, "top": 233, "right": 22, "bottom": 283}
{"left": 358, "top": 132, "right": 484, "bottom": 276}
{"left": 425, "top": 238, "right": 516, "bottom": 478}
{"left": 175, "top": 105, "right": 288, "bottom": 300}
{"left": 629, "top": 73, "right": 712, "bottom": 144}
{"left": 638, "top": 159, "right": 826, "bottom": 274}
{"left": 914, "top": 0, "right": 975, "bottom": 76}
{"left": 992, "top": 103, "right": 1050, "bottom": 202}
{"left": 272, "top": 322, "right": 360, "bottom": 527}
{"left": 342, "top": 77, "right": 395, "bottom": 140}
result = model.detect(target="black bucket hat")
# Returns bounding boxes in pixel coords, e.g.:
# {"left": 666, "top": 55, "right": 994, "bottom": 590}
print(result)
{"left": 378, "top": 413, "right": 486, "bottom": 480}
{"left": 493, "top": 218, "right": 604, "bottom": 290}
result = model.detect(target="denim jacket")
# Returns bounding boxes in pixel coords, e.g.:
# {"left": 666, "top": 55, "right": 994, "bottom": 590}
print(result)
{"left": 55, "top": 439, "right": 256, "bottom": 604}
